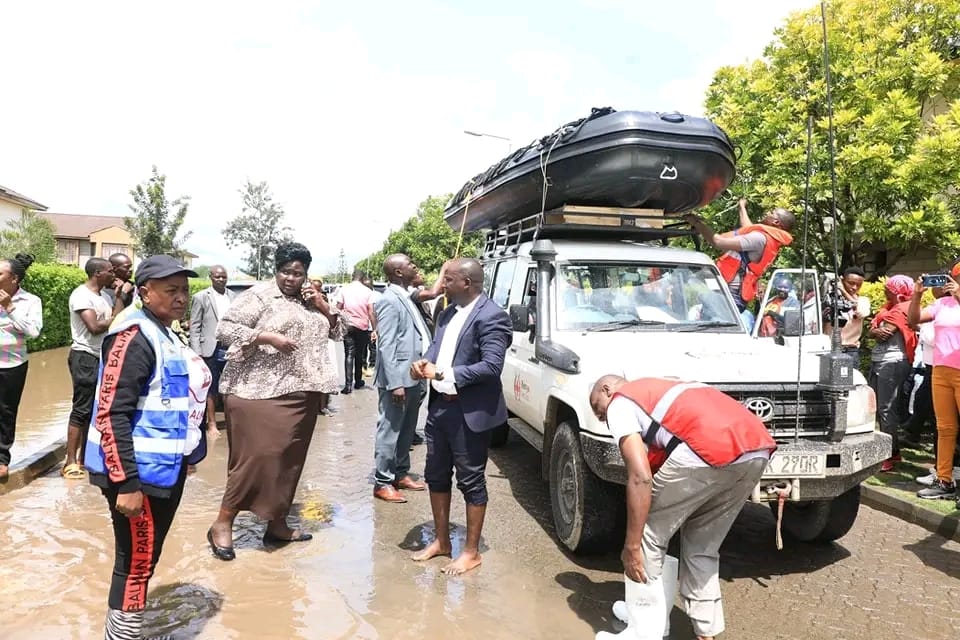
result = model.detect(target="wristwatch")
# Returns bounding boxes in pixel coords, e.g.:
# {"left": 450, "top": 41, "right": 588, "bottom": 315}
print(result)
{"left": 434, "top": 367, "right": 445, "bottom": 381}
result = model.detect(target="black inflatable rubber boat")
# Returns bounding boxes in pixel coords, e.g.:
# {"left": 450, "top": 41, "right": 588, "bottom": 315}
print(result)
{"left": 444, "top": 107, "right": 736, "bottom": 233}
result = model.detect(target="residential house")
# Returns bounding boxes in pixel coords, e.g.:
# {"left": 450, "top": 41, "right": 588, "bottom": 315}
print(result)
{"left": 0, "top": 184, "right": 47, "bottom": 228}
{"left": 40, "top": 212, "right": 199, "bottom": 268}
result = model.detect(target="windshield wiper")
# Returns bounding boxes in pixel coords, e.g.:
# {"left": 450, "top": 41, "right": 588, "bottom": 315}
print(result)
{"left": 586, "top": 319, "right": 667, "bottom": 332}
{"left": 669, "top": 321, "right": 741, "bottom": 332}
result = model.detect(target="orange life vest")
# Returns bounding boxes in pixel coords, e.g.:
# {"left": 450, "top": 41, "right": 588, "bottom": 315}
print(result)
{"left": 612, "top": 378, "right": 777, "bottom": 473}
{"left": 715, "top": 224, "right": 793, "bottom": 304}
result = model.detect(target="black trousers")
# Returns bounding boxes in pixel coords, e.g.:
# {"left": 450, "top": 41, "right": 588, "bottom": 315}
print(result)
{"left": 869, "top": 359, "right": 911, "bottom": 456}
{"left": 103, "top": 467, "right": 186, "bottom": 612}
{"left": 907, "top": 365, "right": 934, "bottom": 435}
{"left": 0, "top": 362, "right": 29, "bottom": 467}
{"left": 424, "top": 396, "right": 492, "bottom": 505}
{"left": 342, "top": 327, "right": 371, "bottom": 389}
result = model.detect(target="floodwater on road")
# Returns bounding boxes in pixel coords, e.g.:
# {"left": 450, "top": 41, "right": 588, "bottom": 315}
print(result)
{"left": 1, "top": 383, "right": 959, "bottom": 639}
{"left": 8, "top": 347, "right": 72, "bottom": 464}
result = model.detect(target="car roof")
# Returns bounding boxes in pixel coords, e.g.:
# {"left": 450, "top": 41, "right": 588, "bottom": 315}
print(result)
{"left": 491, "top": 239, "right": 714, "bottom": 265}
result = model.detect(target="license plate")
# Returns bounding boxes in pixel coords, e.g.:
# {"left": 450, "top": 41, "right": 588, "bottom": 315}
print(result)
{"left": 763, "top": 453, "right": 827, "bottom": 478}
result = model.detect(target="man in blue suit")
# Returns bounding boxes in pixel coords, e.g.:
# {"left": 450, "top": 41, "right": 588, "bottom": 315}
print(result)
{"left": 372, "top": 254, "right": 433, "bottom": 503}
{"left": 410, "top": 258, "right": 512, "bottom": 576}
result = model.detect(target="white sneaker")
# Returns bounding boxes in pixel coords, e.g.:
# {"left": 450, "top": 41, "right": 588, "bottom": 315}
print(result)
{"left": 916, "top": 467, "right": 960, "bottom": 485}
{"left": 612, "top": 600, "right": 629, "bottom": 624}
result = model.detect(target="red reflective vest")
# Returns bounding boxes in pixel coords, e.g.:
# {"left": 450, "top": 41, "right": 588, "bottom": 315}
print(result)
{"left": 716, "top": 224, "right": 793, "bottom": 304}
{"left": 612, "top": 378, "right": 777, "bottom": 472}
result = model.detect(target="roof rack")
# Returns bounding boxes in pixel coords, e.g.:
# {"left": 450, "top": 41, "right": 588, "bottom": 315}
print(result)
{"left": 481, "top": 205, "right": 697, "bottom": 259}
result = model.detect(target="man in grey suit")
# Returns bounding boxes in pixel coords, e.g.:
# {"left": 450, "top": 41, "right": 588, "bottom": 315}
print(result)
{"left": 372, "top": 254, "right": 433, "bottom": 503}
{"left": 189, "top": 265, "right": 236, "bottom": 435}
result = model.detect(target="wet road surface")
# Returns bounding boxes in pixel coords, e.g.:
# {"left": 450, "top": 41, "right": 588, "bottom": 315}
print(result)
{"left": 1, "top": 387, "right": 959, "bottom": 639}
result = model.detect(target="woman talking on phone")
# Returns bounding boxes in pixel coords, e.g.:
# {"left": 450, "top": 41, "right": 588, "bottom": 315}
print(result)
{"left": 207, "top": 242, "right": 344, "bottom": 560}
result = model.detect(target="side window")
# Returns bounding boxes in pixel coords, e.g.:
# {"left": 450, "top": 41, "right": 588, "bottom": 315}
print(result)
{"left": 490, "top": 260, "right": 518, "bottom": 308}
{"left": 521, "top": 267, "right": 537, "bottom": 307}
{"left": 482, "top": 261, "right": 496, "bottom": 296}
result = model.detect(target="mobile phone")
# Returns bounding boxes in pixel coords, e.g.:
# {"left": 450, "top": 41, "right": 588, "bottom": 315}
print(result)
{"left": 921, "top": 274, "right": 949, "bottom": 288}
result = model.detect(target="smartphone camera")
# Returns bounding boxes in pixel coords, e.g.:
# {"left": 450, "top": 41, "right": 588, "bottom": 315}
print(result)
{"left": 921, "top": 274, "right": 950, "bottom": 288}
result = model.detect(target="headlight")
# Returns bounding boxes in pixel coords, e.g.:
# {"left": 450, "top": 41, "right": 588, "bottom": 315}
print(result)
{"left": 846, "top": 384, "right": 877, "bottom": 434}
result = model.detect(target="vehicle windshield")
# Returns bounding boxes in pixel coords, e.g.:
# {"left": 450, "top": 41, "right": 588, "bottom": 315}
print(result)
{"left": 556, "top": 262, "right": 741, "bottom": 332}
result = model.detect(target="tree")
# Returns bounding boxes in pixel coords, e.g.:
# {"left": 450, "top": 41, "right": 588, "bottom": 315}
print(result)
{"left": 357, "top": 195, "right": 483, "bottom": 279}
{"left": 0, "top": 210, "right": 57, "bottom": 263}
{"left": 191, "top": 264, "right": 212, "bottom": 278}
{"left": 125, "top": 166, "right": 192, "bottom": 259}
{"left": 222, "top": 180, "right": 293, "bottom": 279}
{"left": 702, "top": 0, "right": 960, "bottom": 274}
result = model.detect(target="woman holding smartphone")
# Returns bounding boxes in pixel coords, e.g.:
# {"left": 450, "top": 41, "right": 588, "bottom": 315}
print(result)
{"left": 868, "top": 275, "right": 917, "bottom": 472}
{"left": 909, "top": 263, "right": 960, "bottom": 504}
{"left": 207, "top": 242, "right": 344, "bottom": 560}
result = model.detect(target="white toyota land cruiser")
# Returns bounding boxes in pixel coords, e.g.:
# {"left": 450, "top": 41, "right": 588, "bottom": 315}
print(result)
{"left": 481, "top": 208, "right": 891, "bottom": 553}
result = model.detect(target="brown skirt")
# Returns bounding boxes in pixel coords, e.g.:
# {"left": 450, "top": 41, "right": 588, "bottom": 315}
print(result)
{"left": 220, "top": 391, "right": 321, "bottom": 520}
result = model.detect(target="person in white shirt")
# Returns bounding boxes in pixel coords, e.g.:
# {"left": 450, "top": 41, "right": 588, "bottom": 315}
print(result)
{"left": 590, "top": 375, "right": 776, "bottom": 640}
{"left": 825, "top": 266, "right": 872, "bottom": 355}
{"left": 0, "top": 253, "right": 43, "bottom": 478}
{"left": 63, "top": 257, "right": 125, "bottom": 479}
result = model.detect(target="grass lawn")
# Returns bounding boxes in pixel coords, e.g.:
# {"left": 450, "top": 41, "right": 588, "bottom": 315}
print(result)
{"left": 863, "top": 442, "right": 960, "bottom": 517}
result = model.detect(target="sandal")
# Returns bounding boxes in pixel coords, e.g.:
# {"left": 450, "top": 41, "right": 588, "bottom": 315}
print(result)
{"left": 61, "top": 463, "right": 86, "bottom": 479}
{"left": 263, "top": 530, "right": 313, "bottom": 545}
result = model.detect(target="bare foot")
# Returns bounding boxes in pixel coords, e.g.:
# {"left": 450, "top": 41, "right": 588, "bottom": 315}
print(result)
{"left": 0, "top": 464, "right": 8, "bottom": 479}
{"left": 441, "top": 550, "right": 482, "bottom": 576}
{"left": 412, "top": 539, "right": 452, "bottom": 562}
{"left": 207, "top": 426, "right": 221, "bottom": 439}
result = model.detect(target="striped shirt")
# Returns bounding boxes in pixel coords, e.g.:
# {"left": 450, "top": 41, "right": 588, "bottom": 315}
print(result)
{"left": 0, "top": 288, "right": 43, "bottom": 368}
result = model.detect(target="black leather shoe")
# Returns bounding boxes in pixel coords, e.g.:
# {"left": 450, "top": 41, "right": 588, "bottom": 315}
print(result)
{"left": 340, "top": 386, "right": 352, "bottom": 395}
{"left": 207, "top": 528, "right": 236, "bottom": 561}
{"left": 263, "top": 530, "right": 314, "bottom": 545}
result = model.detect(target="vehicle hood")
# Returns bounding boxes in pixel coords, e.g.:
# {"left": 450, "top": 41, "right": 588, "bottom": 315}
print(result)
{"left": 554, "top": 330, "right": 856, "bottom": 385}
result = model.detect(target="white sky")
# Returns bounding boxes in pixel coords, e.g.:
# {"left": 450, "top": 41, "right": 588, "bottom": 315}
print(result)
{"left": 0, "top": 0, "right": 814, "bottom": 275}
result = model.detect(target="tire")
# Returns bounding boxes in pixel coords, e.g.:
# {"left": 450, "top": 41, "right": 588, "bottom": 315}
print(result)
{"left": 773, "top": 485, "right": 861, "bottom": 544}
{"left": 549, "top": 421, "right": 623, "bottom": 554}
{"left": 489, "top": 422, "right": 510, "bottom": 448}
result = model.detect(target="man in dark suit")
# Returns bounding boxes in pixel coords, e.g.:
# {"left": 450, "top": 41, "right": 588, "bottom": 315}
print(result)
{"left": 410, "top": 258, "right": 512, "bottom": 576}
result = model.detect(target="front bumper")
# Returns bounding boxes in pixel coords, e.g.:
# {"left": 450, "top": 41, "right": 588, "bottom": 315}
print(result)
{"left": 580, "top": 431, "right": 893, "bottom": 501}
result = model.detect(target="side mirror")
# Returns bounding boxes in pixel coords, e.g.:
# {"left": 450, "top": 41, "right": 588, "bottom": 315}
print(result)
{"left": 782, "top": 309, "right": 802, "bottom": 337}
{"left": 509, "top": 304, "right": 531, "bottom": 333}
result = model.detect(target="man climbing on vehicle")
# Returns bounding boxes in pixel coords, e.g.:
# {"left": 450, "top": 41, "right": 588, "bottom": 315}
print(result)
{"left": 685, "top": 198, "right": 795, "bottom": 332}
{"left": 590, "top": 375, "right": 776, "bottom": 640}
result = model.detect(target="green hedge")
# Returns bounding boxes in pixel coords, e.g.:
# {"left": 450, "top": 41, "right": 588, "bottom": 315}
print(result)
{"left": 18, "top": 269, "right": 213, "bottom": 353}
{"left": 22, "top": 263, "right": 87, "bottom": 352}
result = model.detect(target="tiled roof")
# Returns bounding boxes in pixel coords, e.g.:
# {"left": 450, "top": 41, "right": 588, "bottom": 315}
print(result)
{"left": 40, "top": 212, "right": 129, "bottom": 238}
{"left": 0, "top": 184, "right": 48, "bottom": 211}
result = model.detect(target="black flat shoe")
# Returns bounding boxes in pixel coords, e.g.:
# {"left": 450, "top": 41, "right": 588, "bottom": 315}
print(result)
{"left": 263, "top": 530, "right": 314, "bottom": 545}
{"left": 207, "top": 528, "right": 236, "bottom": 561}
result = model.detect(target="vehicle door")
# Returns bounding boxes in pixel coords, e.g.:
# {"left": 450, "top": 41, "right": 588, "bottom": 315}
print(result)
{"left": 504, "top": 263, "right": 545, "bottom": 427}
{"left": 752, "top": 268, "right": 830, "bottom": 353}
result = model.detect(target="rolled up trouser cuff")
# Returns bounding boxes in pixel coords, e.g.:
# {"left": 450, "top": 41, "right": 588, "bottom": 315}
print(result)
{"left": 684, "top": 597, "right": 725, "bottom": 637}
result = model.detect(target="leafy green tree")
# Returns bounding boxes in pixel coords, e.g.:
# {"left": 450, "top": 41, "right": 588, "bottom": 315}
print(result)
{"left": 702, "top": 0, "right": 960, "bottom": 273}
{"left": 0, "top": 210, "right": 56, "bottom": 263}
{"left": 125, "top": 166, "right": 193, "bottom": 259}
{"left": 223, "top": 180, "right": 293, "bottom": 279}
{"left": 191, "top": 264, "right": 212, "bottom": 278}
{"left": 357, "top": 195, "right": 483, "bottom": 278}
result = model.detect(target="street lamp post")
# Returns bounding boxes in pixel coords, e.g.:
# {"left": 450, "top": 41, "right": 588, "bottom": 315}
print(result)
{"left": 464, "top": 130, "right": 512, "bottom": 153}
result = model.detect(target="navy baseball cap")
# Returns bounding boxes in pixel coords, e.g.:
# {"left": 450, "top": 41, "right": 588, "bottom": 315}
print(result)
{"left": 134, "top": 255, "right": 199, "bottom": 287}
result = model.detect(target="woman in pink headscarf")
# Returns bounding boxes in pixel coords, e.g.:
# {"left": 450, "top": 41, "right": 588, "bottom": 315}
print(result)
{"left": 868, "top": 275, "right": 918, "bottom": 472}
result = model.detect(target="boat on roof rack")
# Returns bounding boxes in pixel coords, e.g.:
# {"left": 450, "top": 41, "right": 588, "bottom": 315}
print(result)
{"left": 445, "top": 107, "right": 736, "bottom": 234}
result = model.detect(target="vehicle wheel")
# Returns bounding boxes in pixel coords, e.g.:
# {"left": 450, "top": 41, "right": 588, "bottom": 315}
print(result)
{"left": 549, "top": 421, "right": 623, "bottom": 554}
{"left": 489, "top": 422, "right": 510, "bottom": 448}
{"left": 773, "top": 485, "right": 860, "bottom": 544}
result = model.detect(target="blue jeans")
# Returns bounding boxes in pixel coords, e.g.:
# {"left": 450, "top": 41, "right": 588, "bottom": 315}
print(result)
{"left": 374, "top": 382, "right": 425, "bottom": 487}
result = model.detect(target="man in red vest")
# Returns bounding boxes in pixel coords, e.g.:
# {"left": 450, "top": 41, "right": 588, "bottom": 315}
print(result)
{"left": 684, "top": 199, "right": 794, "bottom": 331}
{"left": 590, "top": 375, "right": 776, "bottom": 640}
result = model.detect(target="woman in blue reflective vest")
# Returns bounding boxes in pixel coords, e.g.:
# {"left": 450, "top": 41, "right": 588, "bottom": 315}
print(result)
{"left": 84, "top": 255, "right": 210, "bottom": 640}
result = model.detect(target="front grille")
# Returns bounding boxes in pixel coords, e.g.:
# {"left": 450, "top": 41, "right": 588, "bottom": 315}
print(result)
{"left": 712, "top": 383, "right": 832, "bottom": 439}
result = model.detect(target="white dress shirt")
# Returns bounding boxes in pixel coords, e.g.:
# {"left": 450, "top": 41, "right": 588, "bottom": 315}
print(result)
{"left": 212, "top": 289, "right": 232, "bottom": 320}
{"left": 389, "top": 283, "right": 429, "bottom": 355}
{"left": 0, "top": 288, "right": 43, "bottom": 368}
{"left": 431, "top": 296, "right": 480, "bottom": 395}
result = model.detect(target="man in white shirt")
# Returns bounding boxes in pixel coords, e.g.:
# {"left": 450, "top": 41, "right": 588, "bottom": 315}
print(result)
{"left": 590, "top": 375, "right": 776, "bottom": 640}
{"left": 63, "top": 257, "right": 125, "bottom": 478}
{"left": 409, "top": 258, "right": 512, "bottom": 576}
{"left": 189, "top": 265, "right": 236, "bottom": 435}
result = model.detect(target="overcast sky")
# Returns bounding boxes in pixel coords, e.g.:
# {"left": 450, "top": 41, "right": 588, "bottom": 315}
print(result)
{"left": 0, "top": 0, "right": 813, "bottom": 275}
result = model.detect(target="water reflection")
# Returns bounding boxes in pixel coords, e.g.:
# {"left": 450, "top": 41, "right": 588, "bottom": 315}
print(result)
{"left": 9, "top": 347, "right": 72, "bottom": 464}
